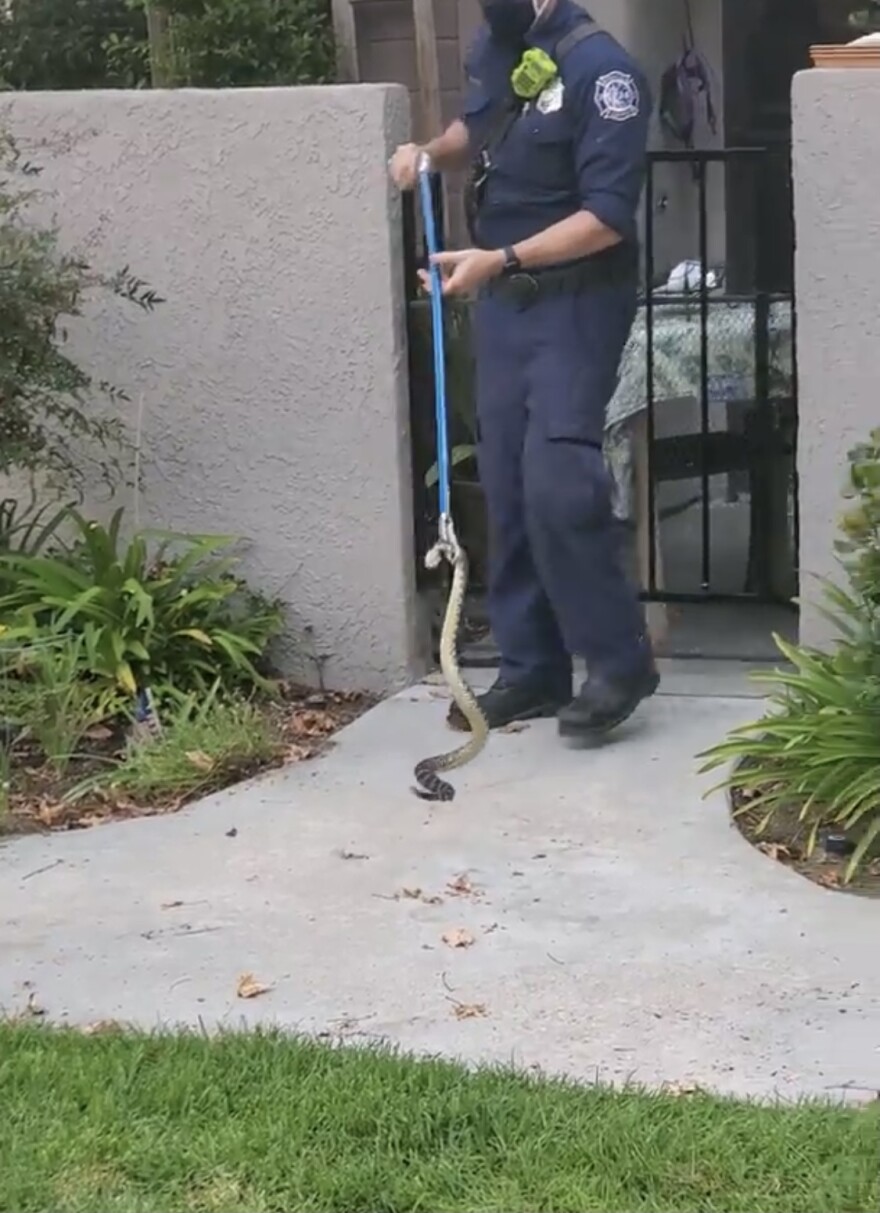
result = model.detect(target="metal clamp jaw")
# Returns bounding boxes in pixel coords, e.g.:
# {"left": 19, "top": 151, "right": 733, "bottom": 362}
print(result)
{"left": 424, "top": 513, "right": 461, "bottom": 570}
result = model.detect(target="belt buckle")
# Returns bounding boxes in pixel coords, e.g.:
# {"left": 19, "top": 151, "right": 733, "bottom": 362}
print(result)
{"left": 507, "top": 271, "right": 539, "bottom": 308}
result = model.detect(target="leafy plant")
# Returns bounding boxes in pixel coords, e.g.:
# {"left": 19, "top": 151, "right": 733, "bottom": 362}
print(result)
{"left": 0, "top": 507, "right": 285, "bottom": 699}
{"left": 699, "top": 635, "right": 880, "bottom": 881}
{"left": 0, "top": 132, "right": 162, "bottom": 493}
{"left": 68, "top": 680, "right": 283, "bottom": 804}
{"left": 0, "top": 496, "right": 71, "bottom": 559}
{"left": 699, "top": 429, "right": 880, "bottom": 882}
{"left": 0, "top": 0, "right": 148, "bottom": 90}
{"left": 0, "top": 634, "right": 120, "bottom": 775}
{"left": 103, "top": 0, "right": 335, "bottom": 89}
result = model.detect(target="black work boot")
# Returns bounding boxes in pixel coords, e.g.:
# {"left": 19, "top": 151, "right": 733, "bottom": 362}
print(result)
{"left": 448, "top": 676, "right": 572, "bottom": 733}
{"left": 557, "top": 661, "right": 660, "bottom": 739}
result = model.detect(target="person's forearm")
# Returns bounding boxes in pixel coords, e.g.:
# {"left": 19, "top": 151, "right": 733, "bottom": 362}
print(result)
{"left": 423, "top": 120, "right": 471, "bottom": 172}
{"left": 511, "top": 210, "right": 621, "bottom": 269}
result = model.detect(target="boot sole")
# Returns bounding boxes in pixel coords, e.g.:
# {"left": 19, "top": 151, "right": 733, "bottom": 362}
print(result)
{"left": 557, "top": 675, "right": 661, "bottom": 740}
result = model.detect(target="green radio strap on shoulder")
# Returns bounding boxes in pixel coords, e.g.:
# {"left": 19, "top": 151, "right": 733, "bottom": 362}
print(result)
{"left": 510, "top": 47, "right": 558, "bottom": 100}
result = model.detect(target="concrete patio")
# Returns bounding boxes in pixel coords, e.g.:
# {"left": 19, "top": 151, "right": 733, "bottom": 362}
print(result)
{"left": 1, "top": 661, "right": 878, "bottom": 1104}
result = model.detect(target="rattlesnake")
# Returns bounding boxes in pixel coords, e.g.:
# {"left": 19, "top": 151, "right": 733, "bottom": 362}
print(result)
{"left": 412, "top": 536, "right": 489, "bottom": 802}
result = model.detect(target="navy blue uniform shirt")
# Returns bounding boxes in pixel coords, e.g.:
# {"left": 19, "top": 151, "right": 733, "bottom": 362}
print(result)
{"left": 460, "top": 0, "right": 651, "bottom": 250}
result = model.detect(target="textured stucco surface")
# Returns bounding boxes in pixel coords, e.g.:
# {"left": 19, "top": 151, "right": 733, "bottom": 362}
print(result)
{"left": 792, "top": 70, "right": 880, "bottom": 647}
{"left": 0, "top": 85, "right": 423, "bottom": 693}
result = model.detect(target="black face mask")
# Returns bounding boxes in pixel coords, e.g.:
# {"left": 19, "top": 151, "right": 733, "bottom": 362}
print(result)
{"left": 480, "top": 0, "right": 536, "bottom": 44}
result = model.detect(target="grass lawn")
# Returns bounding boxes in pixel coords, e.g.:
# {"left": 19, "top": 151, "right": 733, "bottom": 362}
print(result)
{"left": 1, "top": 1025, "right": 877, "bottom": 1213}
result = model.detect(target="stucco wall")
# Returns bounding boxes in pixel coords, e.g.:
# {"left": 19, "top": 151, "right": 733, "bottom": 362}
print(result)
{"left": 792, "top": 68, "right": 880, "bottom": 646}
{"left": 1, "top": 84, "right": 425, "bottom": 693}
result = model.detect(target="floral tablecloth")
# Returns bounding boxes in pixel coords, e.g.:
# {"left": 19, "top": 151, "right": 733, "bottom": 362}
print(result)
{"left": 604, "top": 296, "right": 794, "bottom": 521}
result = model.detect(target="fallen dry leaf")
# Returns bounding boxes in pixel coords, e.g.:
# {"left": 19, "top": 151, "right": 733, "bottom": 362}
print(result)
{"left": 84, "top": 724, "right": 114, "bottom": 742}
{"left": 24, "top": 990, "right": 46, "bottom": 1018}
{"left": 289, "top": 708, "right": 337, "bottom": 739}
{"left": 452, "top": 1001, "right": 487, "bottom": 1020}
{"left": 186, "top": 749, "right": 215, "bottom": 773}
{"left": 758, "top": 842, "right": 793, "bottom": 863}
{"left": 663, "top": 1081, "right": 702, "bottom": 1097}
{"left": 442, "top": 928, "right": 476, "bottom": 949}
{"left": 816, "top": 869, "right": 842, "bottom": 889}
{"left": 447, "top": 873, "right": 479, "bottom": 898}
{"left": 83, "top": 1019, "right": 124, "bottom": 1036}
{"left": 236, "top": 972, "right": 272, "bottom": 1000}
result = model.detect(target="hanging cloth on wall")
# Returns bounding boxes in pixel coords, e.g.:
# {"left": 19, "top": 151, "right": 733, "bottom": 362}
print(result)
{"left": 658, "top": 0, "right": 718, "bottom": 155}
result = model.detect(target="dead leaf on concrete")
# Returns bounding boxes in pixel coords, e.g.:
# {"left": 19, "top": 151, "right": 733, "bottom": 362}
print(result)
{"left": 236, "top": 972, "right": 272, "bottom": 1000}
{"left": 442, "top": 928, "right": 476, "bottom": 949}
{"left": 451, "top": 1001, "right": 487, "bottom": 1020}
{"left": 447, "top": 873, "right": 480, "bottom": 898}
{"left": 186, "top": 749, "right": 215, "bottom": 773}
{"left": 24, "top": 990, "right": 46, "bottom": 1018}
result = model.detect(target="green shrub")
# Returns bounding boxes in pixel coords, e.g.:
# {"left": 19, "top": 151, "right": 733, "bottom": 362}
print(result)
{"left": 699, "top": 429, "right": 880, "bottom": 882}
{"left": 0, "top": 633, "right": 121, "bottom": 775}
{"left": 0, "top": 133, "right": 161, "bottom": 493}
{"left": 1, "top": 0, "right": 335, "bottom": 92}
{"left": 0, "top": 0, "right": 148, "bottom": 91}
{"left": 149, "top": 0, "right": 335, "bottom": 88}
{"left": 0, "top": 507, "right": 285, "bottom": 700}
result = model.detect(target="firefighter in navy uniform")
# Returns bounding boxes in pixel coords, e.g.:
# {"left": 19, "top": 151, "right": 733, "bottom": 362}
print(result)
{"left": 389, "top": 0, "right": 659, "bottom": 741}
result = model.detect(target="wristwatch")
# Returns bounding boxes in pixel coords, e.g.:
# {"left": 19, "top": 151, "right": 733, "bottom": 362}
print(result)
{"left": 501, "top": 245, "right": 522, "bottom": 274}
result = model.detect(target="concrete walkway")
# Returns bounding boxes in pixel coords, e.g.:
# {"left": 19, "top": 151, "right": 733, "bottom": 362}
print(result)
{"left": 1, "top": 662, "right": 878, "bottom": 1103}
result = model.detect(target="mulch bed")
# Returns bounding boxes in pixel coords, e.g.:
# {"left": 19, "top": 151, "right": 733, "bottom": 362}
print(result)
{"left": 0, "top": 684, "right": 375, "bottom": 839}
{"left": 731, "top": 786, "right": 880, "bottom": 899}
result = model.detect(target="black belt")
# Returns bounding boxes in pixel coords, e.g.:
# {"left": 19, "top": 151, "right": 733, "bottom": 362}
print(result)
{"left": 486, "top": 248, "right": 637, "bottom": 307}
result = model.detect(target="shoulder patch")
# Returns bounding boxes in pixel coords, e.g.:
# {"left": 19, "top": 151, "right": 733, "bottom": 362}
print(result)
{"left": 594, "top": 70, "right": 640, "bottom": 123}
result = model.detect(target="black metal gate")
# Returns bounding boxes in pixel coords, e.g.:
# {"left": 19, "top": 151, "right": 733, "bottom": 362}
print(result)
{"left": 638, "top": 146, "right": 799, "bottom": 611}
{"left": 403, "top": 144, "right": 800, "bottom": 660}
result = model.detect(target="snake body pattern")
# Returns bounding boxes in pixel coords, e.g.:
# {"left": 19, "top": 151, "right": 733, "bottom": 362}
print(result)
{"left": 413, "top": 541, "right": 490, "bottom": 802}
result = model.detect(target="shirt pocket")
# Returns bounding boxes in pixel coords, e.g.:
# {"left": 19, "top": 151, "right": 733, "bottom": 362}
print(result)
{"left": 510, "top": 110, "right": 573, "bottom": 190}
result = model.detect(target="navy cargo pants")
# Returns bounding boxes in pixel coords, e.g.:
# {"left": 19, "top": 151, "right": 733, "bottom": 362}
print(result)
{"left": 473, "top": 281, "right": 650, "bottom": 693}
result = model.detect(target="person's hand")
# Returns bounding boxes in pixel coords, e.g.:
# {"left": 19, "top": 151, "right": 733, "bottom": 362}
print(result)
{"left": 419, "top": 248, "right": 505, "bottom": 298}
{"left": 388, "top": 142, "right": 424, "bottom": 191}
